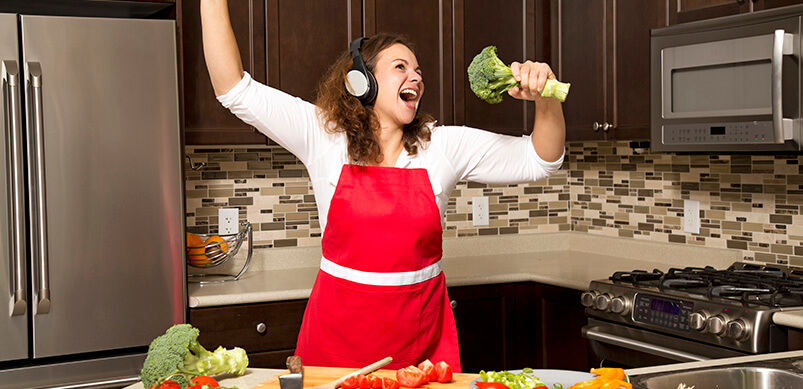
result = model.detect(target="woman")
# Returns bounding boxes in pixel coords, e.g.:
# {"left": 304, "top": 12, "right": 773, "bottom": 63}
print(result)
{"left": 201, "top": 0, "right": 565, "bottom": 371}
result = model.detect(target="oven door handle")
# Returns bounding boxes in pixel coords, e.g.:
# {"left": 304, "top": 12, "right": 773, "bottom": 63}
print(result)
{"left": 584, "top": 326, "right": 711, "bottom": 362}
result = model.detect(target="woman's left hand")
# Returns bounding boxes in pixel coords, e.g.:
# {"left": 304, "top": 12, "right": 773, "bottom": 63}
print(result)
{"left": 508, "top": 60, "right": 556, "bottom": 101}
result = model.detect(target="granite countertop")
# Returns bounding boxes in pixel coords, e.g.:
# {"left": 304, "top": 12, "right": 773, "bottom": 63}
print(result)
{"left": 189, "top": 232, "right": 741, "bottom": 308}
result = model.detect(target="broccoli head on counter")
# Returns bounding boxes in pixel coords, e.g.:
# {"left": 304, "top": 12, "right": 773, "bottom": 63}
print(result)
{"left": 140, "top": 324, "right": 249, "bottom": 389}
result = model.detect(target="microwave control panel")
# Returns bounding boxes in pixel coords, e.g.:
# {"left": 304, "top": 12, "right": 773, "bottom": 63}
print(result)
{"left": 663, "top": 121, "right": 774, "bottom": 144}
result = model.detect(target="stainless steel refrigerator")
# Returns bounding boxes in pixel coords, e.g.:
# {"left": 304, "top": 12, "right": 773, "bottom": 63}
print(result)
{"left": 0, "top": 11, "right": 185, "bottom": 389}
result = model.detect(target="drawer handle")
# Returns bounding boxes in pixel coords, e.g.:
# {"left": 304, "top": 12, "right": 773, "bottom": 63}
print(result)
{"left": 450, "top": 300, "right": 457, "bottom": 310}
{"left": 256, "top": 322, "right": 267, "bottom": 334}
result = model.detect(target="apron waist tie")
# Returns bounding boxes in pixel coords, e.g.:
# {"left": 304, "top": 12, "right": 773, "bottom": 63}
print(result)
{"left": 320, "top": 256, "right": 443, "bottom": 286}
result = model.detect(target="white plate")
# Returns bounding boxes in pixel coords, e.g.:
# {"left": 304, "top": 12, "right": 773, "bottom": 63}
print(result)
{"left": 470, "top": 369, "right": 597, "bottom": 389}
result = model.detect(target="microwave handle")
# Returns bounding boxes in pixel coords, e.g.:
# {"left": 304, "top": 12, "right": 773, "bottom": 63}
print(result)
{"left": 772, "top": 29, "right": 792, "bottom": 144}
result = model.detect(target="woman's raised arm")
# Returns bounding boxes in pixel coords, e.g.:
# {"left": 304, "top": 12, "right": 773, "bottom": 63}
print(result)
{"left": 201, "top": 0, "right": 245, "bottom": 96}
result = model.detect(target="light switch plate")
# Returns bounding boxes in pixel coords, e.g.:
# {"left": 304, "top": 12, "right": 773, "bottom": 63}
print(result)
{"left": 684, "top": 200, "right": 700, "bottom": 234}
{"left": 473, "top": 196, "right": 489, "bottom": 227}
{"left": 219, "top": 208, "right": 239, "bottom": 235}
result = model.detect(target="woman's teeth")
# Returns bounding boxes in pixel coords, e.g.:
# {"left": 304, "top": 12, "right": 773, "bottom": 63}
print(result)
{"left": 400, "top": 88, "right": 418, "bottom": 101}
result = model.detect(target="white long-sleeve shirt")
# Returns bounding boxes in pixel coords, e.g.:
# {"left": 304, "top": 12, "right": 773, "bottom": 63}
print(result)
{"left": 218, "top": 72, "right": 564, "bottom": 232}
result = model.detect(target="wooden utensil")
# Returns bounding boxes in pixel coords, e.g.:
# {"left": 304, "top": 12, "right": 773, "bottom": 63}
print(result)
{"left": 308, "top": 357, "right": 393, "bottom": 389}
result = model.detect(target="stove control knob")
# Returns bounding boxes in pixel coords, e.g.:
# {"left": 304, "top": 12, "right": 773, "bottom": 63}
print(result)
{"left": 689, "top": 311, "right": 708, "bottom": 331}
{"left": 611, "top": 296, "right": 630, "bottom": 315}
{"left": 727, "top": 319, "right": 750, "bottom": 341}
{"left": 581, "top": 291, "right": 599, "bottom": 308}
{"left": 594, "top": 293, "right": 613, "bottom": 311}
{"left": 707, "top": 315, "right": 727, "bottom": 336}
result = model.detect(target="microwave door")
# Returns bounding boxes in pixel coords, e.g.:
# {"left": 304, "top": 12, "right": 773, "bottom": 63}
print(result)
{"left": 661, "top": 30, "right": 794, "bottom": 143}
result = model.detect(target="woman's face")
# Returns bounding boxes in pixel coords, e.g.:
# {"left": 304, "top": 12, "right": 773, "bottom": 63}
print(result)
{"left": 370, "top": 43, "right": 424, "bottom": 130}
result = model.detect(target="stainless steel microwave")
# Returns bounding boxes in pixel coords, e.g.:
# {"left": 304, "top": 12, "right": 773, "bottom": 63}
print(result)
{"left": 651, "top": 5, "right": 803, "bottom": 152}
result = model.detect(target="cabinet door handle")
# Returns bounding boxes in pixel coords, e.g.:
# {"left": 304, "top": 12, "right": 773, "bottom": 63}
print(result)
{"left": 450, "top": 300, "right": 457, "bottom": 309}
{"left": 602, "top": 122, "right": 612, "bottom": 132}
{"left": 592, "top": 122, "right": 601, "bottom": 131}
{"left": 256, "top": 322, "right": 267, "bottom": 334}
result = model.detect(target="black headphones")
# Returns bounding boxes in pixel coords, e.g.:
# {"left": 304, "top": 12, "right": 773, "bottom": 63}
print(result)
{"left": 345, "top": 37, "right": 378, "bottom": 105}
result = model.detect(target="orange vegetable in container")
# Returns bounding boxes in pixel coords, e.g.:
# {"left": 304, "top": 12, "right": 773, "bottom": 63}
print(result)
{"left": 186, "top": 233, "right": 207, "bottom": 263}
{"left": 203, "top": 235, "right": 229, "bottom": 258}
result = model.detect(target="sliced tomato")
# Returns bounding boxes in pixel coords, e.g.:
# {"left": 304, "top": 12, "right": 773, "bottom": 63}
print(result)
{"left": 150, "top": 381, "right": 180, "bottom": 389}
{"left": 189, "top": 376, "right": 219, "bottom": 389}
{"left": 474, "top": 382, "right": 510, "bottom": 389}
{"left": 433, "top": 361, "right": 452, "bottom": 383}
{"left": 417, "top": 359, "right": 437, "bottom": 382}
{"left": 369, "top": 375, "right": 384, "bottom": 389}
{"left": 396, "top": 366, "right": 429, "bottom": 388}
{"left": 382, "top": 377, "right": 401, "bottom": 389}
{"left": 342, "top": 374, "right": 364, "bottom": 389}
{"left": 359, "top": 375, "right": 371, "bottom": 389}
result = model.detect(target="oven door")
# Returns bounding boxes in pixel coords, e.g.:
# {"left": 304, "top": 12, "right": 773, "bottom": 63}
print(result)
{"left": 651, "top": 13, "right": 801, "bottom": 152}
{"left": 583, "top": 318, "right": 748, "bottom": 368}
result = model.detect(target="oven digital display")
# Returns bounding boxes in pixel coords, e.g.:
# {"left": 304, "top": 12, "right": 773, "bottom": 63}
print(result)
{"left": 633, "top": 294, "right": 694, "bottom": 332}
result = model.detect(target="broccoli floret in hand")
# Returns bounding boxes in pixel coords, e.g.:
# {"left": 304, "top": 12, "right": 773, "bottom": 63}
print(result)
{"left": 467, "top": 46, "right": 570, "bottom": 104}
{"left": 141, "top": 324, "right": 249, "bottom": 389}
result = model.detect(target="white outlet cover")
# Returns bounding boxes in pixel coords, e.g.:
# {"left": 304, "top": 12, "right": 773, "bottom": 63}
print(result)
{"left": 684, "top": 200, "right": 700, "bottom": 234}
{"left": 472, "top": 196, "right": 490, "bottom": 227}
{"left": 219, "top": 208, "right": 239, "bottom": 235}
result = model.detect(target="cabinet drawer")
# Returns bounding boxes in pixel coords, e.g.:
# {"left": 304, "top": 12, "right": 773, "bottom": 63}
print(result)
{"left": 190, "top": 300, "right": 308, "bottom": 353}
{"left": 248, "top": 349, "right": 298, "bottom": 369}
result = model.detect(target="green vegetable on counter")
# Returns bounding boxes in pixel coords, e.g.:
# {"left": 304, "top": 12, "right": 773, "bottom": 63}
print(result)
{"left": 479, "top": 368, "right": 547, "bottom": 389}
{"left": 467, "top": 46, "right": 570, "bottom": 104}
{"left": 140, "top": 324, "right": 249, "bottom": 389}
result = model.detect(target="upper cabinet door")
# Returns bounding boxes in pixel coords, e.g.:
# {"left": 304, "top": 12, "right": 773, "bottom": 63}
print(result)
{"left": 553, "top": 0, "right": 606, "bottom": 141}
{"left": 365, "top": 0, "right": 453, "bottom": 125}
{"left": 753, "top": 0, "right": 803, "bottom": 11}
{"left": 554, "top": 0, "right": 666, "bottom": 142}
{"left": 181, "top": 0, "right": 268, "bottom": 145}
{"left": 454, "top": 0, "right": 536, "bottom": 136}
{"left": 669, "top": 0, "right": 750, "bottom": 25}
{"left": 266, "top": 0, "right": 362, "bottom": 101}
{"left": 610, "top": 0, "right": 667, "bottom": 141}
{"left": 181, "top": 0, "right": 360, "bottom": 146}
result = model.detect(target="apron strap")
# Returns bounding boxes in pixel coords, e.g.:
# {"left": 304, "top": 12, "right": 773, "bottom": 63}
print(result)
{"left": 320, "top": 256, "right": 443, "bottom": 286}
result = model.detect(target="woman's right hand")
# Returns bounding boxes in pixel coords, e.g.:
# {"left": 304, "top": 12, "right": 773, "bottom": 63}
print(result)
{"left": 200, "top": 0, "right": 245, "bottom": 96}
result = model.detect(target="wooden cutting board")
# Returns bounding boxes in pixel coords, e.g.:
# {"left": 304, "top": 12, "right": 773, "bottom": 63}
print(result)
{"left": 253, "top": 367, "right": 480, "bottom": 389}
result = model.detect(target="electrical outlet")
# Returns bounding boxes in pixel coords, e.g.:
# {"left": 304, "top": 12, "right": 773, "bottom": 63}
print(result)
{"left": 684, "top": 200, "right": 700, "bottom": 234}
{"left": 472, "top": 196, "right": 489, "bottom": 226}
{"left": 219, "top": 208, "right": 239, "bottom": 235}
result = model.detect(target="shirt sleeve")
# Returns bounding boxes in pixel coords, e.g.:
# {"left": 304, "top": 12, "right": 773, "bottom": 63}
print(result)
{"left": 216, "top": 72, "right": 322, "bottom": 165}
{"left": 433, "top": 125, "right": 564, "bottom": 185}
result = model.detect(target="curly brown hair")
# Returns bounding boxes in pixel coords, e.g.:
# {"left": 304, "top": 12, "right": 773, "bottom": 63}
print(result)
{"left": 315, "top": 33, "right": 434, "bottom": 165}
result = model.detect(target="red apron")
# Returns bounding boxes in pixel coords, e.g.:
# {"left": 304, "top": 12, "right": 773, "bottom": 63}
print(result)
{"left": 295, "top": 164, "right": 461, "bottom": 371}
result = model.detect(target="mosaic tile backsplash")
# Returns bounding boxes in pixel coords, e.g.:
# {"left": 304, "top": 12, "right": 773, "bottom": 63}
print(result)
{"left": 185, "top": 141, "right": 803, "bottom": 266}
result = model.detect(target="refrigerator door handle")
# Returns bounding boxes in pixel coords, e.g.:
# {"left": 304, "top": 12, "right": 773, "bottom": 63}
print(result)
{"left": 27, "top": 62, "right": 50, "bottom": 315}
{"left": 3, "top": 59, "right": 26, "bottom": 316}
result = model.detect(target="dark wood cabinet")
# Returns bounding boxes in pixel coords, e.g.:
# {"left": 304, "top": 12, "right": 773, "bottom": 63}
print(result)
{"left": 535, "top": 285, "right": 598, "bottom": 370}
{"left": 265, "top": 0, "right": 361, "bottom": 102}
{"left": 189, "top": 299, "right": 308, "bottom": 368}
{"left": 669, "top": 0, "right": 750, "bottom": 24}
{"left": 753, "top": 0, "right": 803, "bottom": 11}
{"left": 179, "top": 0, "right": 269, "bottom": 145}
{"left": 454, "top": 0, "right": 537, "bottom": 136}
{"left": 179, "top": 0, "right": 359, "bottom": 145}
{"left": 552, "top": 0, "right": 666, "bottom": 141}
{"left": 189, "top": 283, "right": 591, "bottom": 372}
{"left": 449, "top": 282, "right": 592, "bottom": 372}
{"left": 669, "top": 0, "right": 803, "bottom": 24}
{"left": 364, "top": 0, "right": 453, "bottom": 125}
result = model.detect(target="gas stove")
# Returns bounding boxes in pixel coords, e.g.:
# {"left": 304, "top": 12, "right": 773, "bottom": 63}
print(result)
{"left": 581, "top": 262, "right": 803, "bottom": 367}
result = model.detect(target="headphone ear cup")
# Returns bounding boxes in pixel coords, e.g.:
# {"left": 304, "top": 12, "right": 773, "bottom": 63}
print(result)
{"left": 362, "top": 69, "right": 378, "bottom": 104}
{"left": 345, "top": 69, "right": 370, "bottom": 98}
